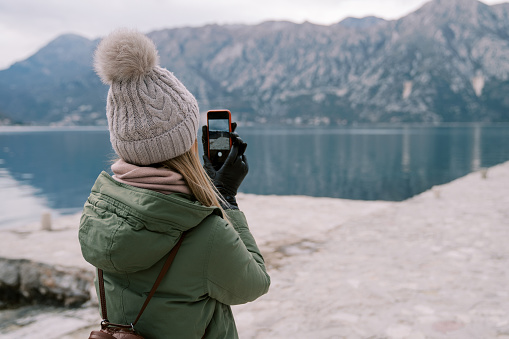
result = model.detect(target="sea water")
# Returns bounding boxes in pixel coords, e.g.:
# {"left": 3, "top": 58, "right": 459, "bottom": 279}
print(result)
{"left": 1, "top": 124, "right": 509, "bottom": 228}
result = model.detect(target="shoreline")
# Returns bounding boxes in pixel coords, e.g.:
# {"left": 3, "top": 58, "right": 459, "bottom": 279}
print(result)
{"left": 1, "top": 161, "right": 508, "bottom": 338}
{"left": 2, "top": 122, "right": 509, "bottom": 130}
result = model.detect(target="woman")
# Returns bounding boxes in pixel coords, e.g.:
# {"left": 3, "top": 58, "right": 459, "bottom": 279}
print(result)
{"left": 79, "top": 29, "right": 270, "bottom": 339}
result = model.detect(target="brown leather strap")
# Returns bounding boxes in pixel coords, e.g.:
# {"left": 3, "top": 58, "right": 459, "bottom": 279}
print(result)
{"left": 98, "top": 233, "right": 186, "bottom": 326}
{"left": 132, "top": 233, "right": 185, "bottom": 326}
{"left": 98, "top": 268, "right": 108, "bottom": 320}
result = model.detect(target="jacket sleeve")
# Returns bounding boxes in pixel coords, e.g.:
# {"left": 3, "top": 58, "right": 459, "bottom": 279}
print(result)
{"left": 205, "top": 209, "right": 270, "bottom": 305}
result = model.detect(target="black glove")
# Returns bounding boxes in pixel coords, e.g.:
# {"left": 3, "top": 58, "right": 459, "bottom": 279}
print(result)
{"left": 202, "top": 124, "right": 248, "bottom": 209}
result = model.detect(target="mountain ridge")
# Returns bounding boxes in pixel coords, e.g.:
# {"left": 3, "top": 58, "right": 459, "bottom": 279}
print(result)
{"left": 0, "top": 0, "right": 508, "bottom": 125}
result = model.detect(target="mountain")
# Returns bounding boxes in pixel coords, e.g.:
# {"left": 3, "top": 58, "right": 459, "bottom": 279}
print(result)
{"left": 0, "top": 0, "right": 508, "bottom": 125}
{"left": 338, "top": 16, "right": 387, "bottom": 29}
{"left": 0, "top": 34, "right": 107, "bottom": 125}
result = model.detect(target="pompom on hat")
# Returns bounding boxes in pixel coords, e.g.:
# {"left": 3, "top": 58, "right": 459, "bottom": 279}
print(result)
{"left": 94, "top": 28, "right": 199, "bottom": 165}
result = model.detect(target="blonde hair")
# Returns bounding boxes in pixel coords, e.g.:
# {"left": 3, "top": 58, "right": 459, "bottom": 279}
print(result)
{"left": 159, "top": 142, "right": 230, "bottom": 221}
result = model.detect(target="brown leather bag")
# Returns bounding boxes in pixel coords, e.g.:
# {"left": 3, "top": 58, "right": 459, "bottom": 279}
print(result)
{"left": 89, "top": 234, "right": 186, "bottom": 339}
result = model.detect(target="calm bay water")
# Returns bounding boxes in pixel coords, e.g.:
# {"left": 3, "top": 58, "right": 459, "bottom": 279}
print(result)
{"left": 1, "top": 124, "right": 508, "bottom": 228}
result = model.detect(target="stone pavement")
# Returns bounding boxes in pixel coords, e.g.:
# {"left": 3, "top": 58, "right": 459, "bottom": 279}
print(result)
{"left": 1, "top": 161, "right": 508, "bottom": 338}
{"left": 233, "top": 161, "right": 509, "bottom": 338}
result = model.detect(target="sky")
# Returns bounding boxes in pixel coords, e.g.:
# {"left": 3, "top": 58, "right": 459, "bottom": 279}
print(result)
{"left": 0, "top": 0, "right": 505, "bottom": 70}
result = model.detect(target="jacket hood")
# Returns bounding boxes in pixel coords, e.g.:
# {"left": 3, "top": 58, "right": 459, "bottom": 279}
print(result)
{"left": 79, "top": 171, "right": 221, "bottom": 273}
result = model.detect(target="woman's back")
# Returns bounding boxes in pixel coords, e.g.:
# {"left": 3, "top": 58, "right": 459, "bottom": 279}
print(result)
{"left": 80, "top": 172, "right": 270, "bottom": 338}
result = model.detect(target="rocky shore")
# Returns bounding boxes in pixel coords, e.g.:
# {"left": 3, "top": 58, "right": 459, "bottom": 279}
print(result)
{"left": 0, "top": 258, "right": 92, "bottom": 308}
{"left": 1, "top": 161, "right": 508, "bottom": 338}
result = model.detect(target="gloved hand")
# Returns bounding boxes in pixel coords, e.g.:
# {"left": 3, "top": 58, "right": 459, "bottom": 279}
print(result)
{"left": 202, "top": 124, "right": 248, "bottom": 209}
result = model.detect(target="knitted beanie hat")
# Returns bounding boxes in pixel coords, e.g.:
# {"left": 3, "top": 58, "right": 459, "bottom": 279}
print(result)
{"left": 94, "top": 29, "right": 199, "bottom": 165}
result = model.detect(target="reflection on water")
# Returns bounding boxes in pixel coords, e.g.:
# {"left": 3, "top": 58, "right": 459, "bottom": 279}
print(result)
{"left": 472, "top": 124, "right": 481, "bottom": 171}
{"left": 1, "top": 125, "right": 509, "bottom": 228}
{"left": 237, "top": 125, "right": 509, "bottom": 200}
{"left": 0, "top": 127, "right": 113, "bottom": 228}
{"left": 0, "top": 168, "right": 49, "bottom": 228}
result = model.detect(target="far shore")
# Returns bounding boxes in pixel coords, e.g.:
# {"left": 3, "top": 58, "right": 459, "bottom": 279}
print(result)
{"left": 2, "top": 121, "right": 509, "bottom": 133}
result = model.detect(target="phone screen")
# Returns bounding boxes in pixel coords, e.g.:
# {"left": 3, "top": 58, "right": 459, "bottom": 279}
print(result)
{"left": 209, "top": 119, "right": 231, "bottom": 151}
{"left": 207, "top": 110, "right": 232, "bottom": 169}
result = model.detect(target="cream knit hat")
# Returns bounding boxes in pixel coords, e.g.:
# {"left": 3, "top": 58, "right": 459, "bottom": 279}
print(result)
{"left": 94, "top": 29, "right": 199, "bottom": 165}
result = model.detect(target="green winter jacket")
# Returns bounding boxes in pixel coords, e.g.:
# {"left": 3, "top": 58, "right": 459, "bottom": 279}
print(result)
{"left": 78, "top": 172, "right": 270, "bottom": 339}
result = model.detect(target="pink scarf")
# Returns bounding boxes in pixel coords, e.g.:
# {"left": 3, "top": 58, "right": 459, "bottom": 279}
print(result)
{"left": 111, "top": 159, "right": 191, "bottom": 196}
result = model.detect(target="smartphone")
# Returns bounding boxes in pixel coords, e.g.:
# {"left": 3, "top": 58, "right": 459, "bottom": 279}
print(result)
{"left": 207, "top": 110, "right": 232, "bottom": 170}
